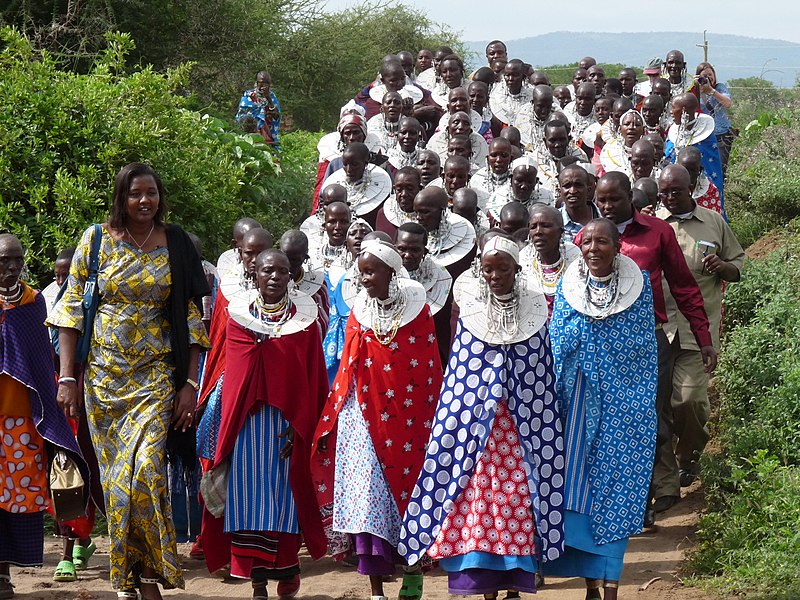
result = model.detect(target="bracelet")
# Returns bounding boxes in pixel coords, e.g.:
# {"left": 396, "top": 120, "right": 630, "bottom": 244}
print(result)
{"left": 58, "top": 377, "right": 77, "bottom": 385}
{"left": 186, "top": 378, "right": 200, "bottom": 392}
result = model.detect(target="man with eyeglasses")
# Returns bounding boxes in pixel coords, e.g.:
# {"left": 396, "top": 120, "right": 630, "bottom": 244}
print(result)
{"left": 653, "top": 164, "right": 743, "bottom": 514}
{"left": 573, "top": 171, "right": 715, "bottom": 529}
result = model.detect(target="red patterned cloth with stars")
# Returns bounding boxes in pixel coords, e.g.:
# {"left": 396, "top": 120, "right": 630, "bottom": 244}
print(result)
{"left": 312, "top": 308, "right": 443, "bottom": 533}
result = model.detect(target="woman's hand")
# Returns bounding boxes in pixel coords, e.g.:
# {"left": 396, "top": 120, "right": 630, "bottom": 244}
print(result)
{"left": 56, "top": 381, "right": 81, "bottom": 419}
{"left": 700, "top": 81, "right": 714, "bottom": 95}
{"left": 279, "top": 426, "right": 295, "bottom": 459}
{"left": 171, "top": 384, "right": 197, "bottom": 432}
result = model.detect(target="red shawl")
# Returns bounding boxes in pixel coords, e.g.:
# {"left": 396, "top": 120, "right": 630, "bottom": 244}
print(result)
{"left": 197, "top": 287, "right": 229, "bottom": 406}
{"left": 202, "top": 318, "right": 329, "bottom": 572}
{"left": 311, "top": 308, "right": 442, "bottom": 522}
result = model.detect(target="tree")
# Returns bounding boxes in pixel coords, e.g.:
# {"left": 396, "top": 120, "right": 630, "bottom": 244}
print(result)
{"left": 2, "top": 0, "right": 464, "bottom": 130}
{"left": 0, "top": 28, "right": 289, "bottom": 283}
{"left": 272, "top": 2, "right": 465, "bottom": 130}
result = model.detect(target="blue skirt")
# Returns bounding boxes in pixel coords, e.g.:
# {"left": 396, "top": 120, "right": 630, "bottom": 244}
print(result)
{"left": 541, "top": 511, "right": 627, "bottom": 581}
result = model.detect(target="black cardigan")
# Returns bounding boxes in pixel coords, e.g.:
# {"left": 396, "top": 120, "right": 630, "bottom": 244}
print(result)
{"left": 165, "top": 224, "right": 210, "bottom": 388}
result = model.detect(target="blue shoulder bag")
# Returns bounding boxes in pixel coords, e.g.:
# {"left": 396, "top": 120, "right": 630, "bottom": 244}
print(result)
{"left": 51, "top": 224, "right": 103, "bottom": 363}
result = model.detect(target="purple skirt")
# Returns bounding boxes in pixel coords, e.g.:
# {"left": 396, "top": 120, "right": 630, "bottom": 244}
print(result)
{"left": 353, "top": 532, "right": 401, "bottom": 576}
{"left": 0, "top": 509, "right": 44, "bottom": 566}
{"left": 448, "top": 568, "right": 536, "bottom": 595}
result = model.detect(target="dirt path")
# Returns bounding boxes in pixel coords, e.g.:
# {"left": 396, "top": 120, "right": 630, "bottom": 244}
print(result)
{"left": 10, "top": 482, "right": 713, "bottom": 600}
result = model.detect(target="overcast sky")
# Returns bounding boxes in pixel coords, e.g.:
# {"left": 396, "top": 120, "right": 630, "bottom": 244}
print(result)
{"left": 321, "top": 0, "right": 800, "bottom": 45}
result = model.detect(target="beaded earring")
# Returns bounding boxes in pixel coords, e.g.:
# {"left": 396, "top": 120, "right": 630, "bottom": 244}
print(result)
{"left": 388, "top": 271, "right": 399, "bottom": 299}
{"left": 513, "top": 269, "right": 523, "bottom": 297}
{"left": 478, "top": 270, "right": 489, "bottom": 302}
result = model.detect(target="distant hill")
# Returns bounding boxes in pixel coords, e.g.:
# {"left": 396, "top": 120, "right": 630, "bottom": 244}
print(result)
{"left": 467, "top": 31, "right": 800, "bottom": 87}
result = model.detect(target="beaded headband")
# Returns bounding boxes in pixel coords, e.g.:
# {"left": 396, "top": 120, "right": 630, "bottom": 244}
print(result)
{"left": 621, "top": 108, "right": 645, "bottom": 127}
{"left": 347, "top": 218, "right": 373, "bottom": 235}
{"left": 338, "top": 113, "right": 368, "bottom": 136}
{"left": 482, "top": 236, "right": 520, "bottom": 264}
{"left": 360, "top": 239, "right": 403, "bottom": 273}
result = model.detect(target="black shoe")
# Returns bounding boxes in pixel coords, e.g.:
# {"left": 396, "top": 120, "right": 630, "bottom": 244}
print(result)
{"left": 652, "top": 495, "right": 679, "bottom": 513}
{"left": 643, "top": 506, "right": 656, "bottom": 528}
{"left": 679, "top": 469, "right": 698, "bottom": 487}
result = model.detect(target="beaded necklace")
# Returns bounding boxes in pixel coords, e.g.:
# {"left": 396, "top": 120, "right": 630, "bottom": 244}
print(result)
{"left": 427, "top": 217, "right": 453, "bottom": 258}
{"left": 0, "top": 282, "right": 23, "bottom": 307}
{"left": 581, "top": 262, "right": 621, "bottom": 320}
{"left": 366, "top": 289, "right": 407, "bottom": 345}
{"left": 317, "top": 240, "right": 346, "bottom": 270}
{"left": 486, "top": 290, "right": 520, "bottom": 338}
{"left": 531, "top": 251, "right": 565, "bottom": 296}
{"left": 408, "top": 255, "right": 435, "bottom": 287}
{"left": 484, "top": 169, "right": 511, "bottom": 194}
{"left": 344, "top": 170, "right": 374, "bottom": 208}
{"left": 253, "top": 291, "right": 292, "bottom": 338}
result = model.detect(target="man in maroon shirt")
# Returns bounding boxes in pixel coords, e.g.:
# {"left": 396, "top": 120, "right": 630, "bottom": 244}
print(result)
{"left": 574, "top": 171, "right": 717, "bottom": 527}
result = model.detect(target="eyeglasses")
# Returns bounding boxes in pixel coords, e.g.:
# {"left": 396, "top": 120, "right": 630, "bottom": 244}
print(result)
{"left": 657, "top": 189, "right": 686, "bottom": 199}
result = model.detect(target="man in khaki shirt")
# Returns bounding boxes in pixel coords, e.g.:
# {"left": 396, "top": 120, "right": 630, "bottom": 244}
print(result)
{"left": 652, "top": 164, "right": 744, "bottom": 506}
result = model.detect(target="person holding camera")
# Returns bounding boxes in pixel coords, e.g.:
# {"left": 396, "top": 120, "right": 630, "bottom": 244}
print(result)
{"left": 696, "top": 62, "right": 734, "bottom": 177}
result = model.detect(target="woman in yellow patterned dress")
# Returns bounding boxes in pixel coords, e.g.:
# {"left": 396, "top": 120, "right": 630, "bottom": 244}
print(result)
{"left": 48, "top": 163, "right": 210, "bottom": 600}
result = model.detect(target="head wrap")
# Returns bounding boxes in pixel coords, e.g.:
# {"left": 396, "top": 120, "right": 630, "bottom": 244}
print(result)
{"left": 511, "top": 155, "right": 538, "bottom": 171}
{"left": 339, "top": 100, "right": 366, "bottom": 118}
{"left": 338, "top": 113, "right": 368, "bottom": 137}
{"left": 347, "top": 218, "right": 373, "bottom": 236}
{"left": 643, "top": 57, "right": 663, "bottom": 75}
{"left": 360, "top": 239, "right": 403, "bottom": 273}
{"left": 620, "top": 108, "right": 645, "bottom": 127}
{"left": 482, "top": 235, "right": 520, "bottom": 265}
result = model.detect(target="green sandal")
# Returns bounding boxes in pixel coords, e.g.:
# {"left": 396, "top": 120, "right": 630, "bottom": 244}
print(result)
{"left": 53, "top": 560, "right": 77, "bottom": 583}
{"left": 398, "top": 573, "right": 423, "bottom": 600}
{"left": 73, "top": 541, "right": 97, "bottom": 571}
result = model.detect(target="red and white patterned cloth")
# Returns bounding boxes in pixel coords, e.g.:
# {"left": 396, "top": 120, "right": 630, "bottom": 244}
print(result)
{"left": 429, "top": 401, "right": 537, "bottom": 560}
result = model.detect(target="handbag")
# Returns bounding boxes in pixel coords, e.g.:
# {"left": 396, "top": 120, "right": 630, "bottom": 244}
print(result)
{"left": 51, "top": 224, "right": 103, "bottom": 361}
{"left": 199, "top": 459, "right": 230, "bottom": 518}
{"left": 49, "top": 450, "right": 86, "bottom": 521}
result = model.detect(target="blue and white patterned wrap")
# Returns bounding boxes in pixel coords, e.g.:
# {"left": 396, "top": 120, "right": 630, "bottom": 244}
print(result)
{"left": 398, "top": 321, "right": 566, "bottom": 564}
{"left": 549, "top": 273, "right": 658, "bottom": 545}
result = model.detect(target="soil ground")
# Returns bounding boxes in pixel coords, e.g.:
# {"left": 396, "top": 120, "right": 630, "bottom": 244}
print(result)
{"left": 9, "top": 482, "right": 715, "bottom": 600}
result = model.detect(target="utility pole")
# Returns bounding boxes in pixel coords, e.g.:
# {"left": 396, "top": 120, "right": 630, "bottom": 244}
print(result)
{"left": 696, "top": 30, "right": 708, "bottom": 62}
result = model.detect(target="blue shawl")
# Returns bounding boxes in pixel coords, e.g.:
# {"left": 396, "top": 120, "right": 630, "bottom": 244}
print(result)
{"left": 399, "top": 322, "right": 566, "bottom": 564}
{"left": 549, "top": 275, "right": 657, "bottom": 545}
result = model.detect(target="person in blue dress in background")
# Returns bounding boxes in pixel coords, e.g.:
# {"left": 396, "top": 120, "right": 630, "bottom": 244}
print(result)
{"left": 237, "top": 70, "right": 282, "bottom": 151}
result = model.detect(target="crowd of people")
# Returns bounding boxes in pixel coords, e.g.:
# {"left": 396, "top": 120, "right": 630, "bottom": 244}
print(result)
{"left": 0, "top": 39, "right": 746, "bottom": 600}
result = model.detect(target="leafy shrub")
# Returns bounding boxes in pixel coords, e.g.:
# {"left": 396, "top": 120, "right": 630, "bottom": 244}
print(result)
{"left": 689, "top": 452, "right": 800, "bottom": 598}
{"left": 725, "top": 110, "right": 800, "bottom": 246}
{"left": 260, "top": 129, "right": 322, "bottom": 233}
{"left": 0, "top": 27, "right": 291, "bottom": 284}
{"left": 690, "top": 233, "right": 800, "bottom": 597}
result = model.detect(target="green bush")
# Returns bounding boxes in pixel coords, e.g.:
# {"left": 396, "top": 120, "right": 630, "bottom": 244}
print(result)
{"left": 690, "top": 452, "right": 800, "bottom": 598}
{"left": 260, "top": 129, "right": 322, "bottom": 233}
{"left": 690, "top": 235, "right": 800, "bottom": 597}
{"left": 725, "top": 114, "right": 800, "bottom": 246}
{"left": 0, "top": 27, "right": 289, "bottom": 284}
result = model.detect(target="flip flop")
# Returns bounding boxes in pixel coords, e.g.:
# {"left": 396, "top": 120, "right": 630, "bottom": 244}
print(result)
{"left": 53, "top": 560, "right": 77, "bottom": 583}
{"left": 73, "top": 541, "right": 97, "bottom": 571}
{"left": 398, "top": 573, "right": 423, "bottom": 600}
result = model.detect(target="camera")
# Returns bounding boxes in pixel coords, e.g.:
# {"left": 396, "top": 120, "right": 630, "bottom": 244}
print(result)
{"left": 697, "top": 76, "right": 709, "bottom": 85}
